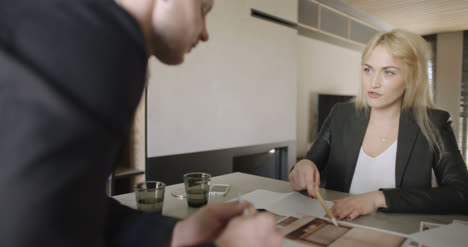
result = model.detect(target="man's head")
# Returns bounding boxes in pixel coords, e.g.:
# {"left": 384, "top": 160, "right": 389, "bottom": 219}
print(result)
{"left": 119, "top": 0, "right": 213, "bottom": 65}
{"left": 150, "top": 0, "right": 214, "bottom": 65}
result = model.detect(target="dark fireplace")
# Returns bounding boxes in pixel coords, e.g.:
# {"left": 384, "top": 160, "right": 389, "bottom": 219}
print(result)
{"left": 318, "top": 94, "right": 354, "bottom": 131}
{"left": 232, "top": 147, "right": 287, "bottom": 180}
{"left": 146, "top": 143, "right": 292, "bottom": 186}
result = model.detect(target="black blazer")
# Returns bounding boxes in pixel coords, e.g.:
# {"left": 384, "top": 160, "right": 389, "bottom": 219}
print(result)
{"left": 306, "top": 102, "right": 468, "bottom": 214}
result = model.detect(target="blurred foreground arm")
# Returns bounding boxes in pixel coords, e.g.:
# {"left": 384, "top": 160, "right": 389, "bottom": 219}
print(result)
{"left": 171, "top": 201, "right": 283, "bottom": 247}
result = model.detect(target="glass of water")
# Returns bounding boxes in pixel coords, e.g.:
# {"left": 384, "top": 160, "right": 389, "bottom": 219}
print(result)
{"left": 184, "top": 172, "right": 211, "bottom": 207}
{"left": 135, "top": 181, "right": 165, "bottom": 213}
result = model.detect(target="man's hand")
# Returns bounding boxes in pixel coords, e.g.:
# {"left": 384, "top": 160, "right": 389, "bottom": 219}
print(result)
{"left": 215, "top": 213, "right": 284, "bottom": 247}
{"left": 288, "top": 159, "right": 321, "bottom": 197}
{"left": 170, "top": 201, "right": 252, "bottom": 247}
{"left": 330, "top": 191, "right": 387, "bottom": 221}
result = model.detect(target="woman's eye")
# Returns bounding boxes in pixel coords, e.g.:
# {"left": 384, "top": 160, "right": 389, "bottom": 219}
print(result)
{"left": 384, "top": 71, "right": 395, "bottom": 76}
{"left": 363, "top": 67, "right": 370, "bottom": 73}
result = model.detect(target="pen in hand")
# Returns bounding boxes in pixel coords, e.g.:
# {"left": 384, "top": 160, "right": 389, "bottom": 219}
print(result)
{"left": 313, "top": 186, "right": 338, "bottom": 227}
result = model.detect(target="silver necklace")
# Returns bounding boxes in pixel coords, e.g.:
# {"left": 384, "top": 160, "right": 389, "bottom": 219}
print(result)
{"left": 378, "top": 122, "right": 397, "bottom": 143}
{"left": 380, "top": 136, "right": 390, "bottom": 143}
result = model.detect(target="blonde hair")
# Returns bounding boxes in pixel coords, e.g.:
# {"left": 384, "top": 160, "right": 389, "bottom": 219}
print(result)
{"left": 355, "top": 29, "right": 442, "bottom": 154}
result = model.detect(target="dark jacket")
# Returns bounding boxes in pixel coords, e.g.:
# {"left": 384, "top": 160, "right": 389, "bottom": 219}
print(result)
{"left": 0, "top": 1, "right": 180, "bottom": 246}
{"left": 306, "top": 102, "right": 468, "bottom": 214}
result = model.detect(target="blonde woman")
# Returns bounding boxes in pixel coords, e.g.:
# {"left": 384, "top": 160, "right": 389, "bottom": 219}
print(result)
{"left": 289, "top": 29, "right": 468, "bottom": 221}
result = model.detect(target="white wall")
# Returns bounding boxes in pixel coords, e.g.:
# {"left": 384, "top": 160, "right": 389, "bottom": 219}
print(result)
{"left": 146, "top": 0, "right": 364, "bottom": 160}
{"left": 435, "top": 32, "right": 463, "bottom": 142}
{"left": 147, "top": 0, "right": 298, "bottom": 157}
{"left": 296, "top": 37, "right": 362, "bottom": 157}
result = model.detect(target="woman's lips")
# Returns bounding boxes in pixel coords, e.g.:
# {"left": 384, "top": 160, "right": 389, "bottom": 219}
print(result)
{"left": 368, "top": 91, "right": 382, "bottom": 98}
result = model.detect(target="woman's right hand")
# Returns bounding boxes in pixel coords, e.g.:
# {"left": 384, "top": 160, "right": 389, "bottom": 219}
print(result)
{"left": 288, "top": 159, "right": 321, "bottom": 197}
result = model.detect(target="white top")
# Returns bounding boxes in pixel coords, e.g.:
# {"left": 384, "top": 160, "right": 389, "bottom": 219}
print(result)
{"left": 349, "top": 141, "right": 397, "bottom": 195}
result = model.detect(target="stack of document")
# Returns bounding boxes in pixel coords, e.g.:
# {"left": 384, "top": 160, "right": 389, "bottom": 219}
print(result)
{"left": 239, "top": 190, "right": 412, "bottom": 247}
{"left": 409, "top": 220, "right": 468, "bottom": 247}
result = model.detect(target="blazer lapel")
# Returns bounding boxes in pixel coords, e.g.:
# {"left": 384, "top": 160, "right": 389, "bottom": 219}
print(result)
{"left": 344, "top": 109, "right": 370, "bottom": 192}
{"left": 395, "top": 110, "right": 420, "bottom": 187}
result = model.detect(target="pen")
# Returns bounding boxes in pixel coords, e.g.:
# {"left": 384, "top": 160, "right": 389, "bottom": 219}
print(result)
{"left": 314, "top": 186, "right": 338, "bottom": 227}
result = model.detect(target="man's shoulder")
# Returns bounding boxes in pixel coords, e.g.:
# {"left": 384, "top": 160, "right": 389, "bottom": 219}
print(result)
{"left": 1, "top": 0, "right": 148, "bottom": 135}
{"left": 1, "top": 0, "right": 143, "bottom": 47}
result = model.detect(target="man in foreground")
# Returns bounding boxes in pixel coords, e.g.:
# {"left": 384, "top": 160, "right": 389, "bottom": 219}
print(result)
{"left": 0, "top": 0, "right": 283, "bottom": 246}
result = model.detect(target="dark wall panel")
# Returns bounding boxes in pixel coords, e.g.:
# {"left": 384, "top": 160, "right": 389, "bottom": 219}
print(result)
{"left": 320, "top": 7, "right": 348, "bottom": 38}
{"left": 299, "top": 0, "right": 319, "bottom": 28}
{"left": 350, "top": 20, "right": 378, "bottom": 44}
{"left": 146, "top": 141, "right": 294, "bottom": 185}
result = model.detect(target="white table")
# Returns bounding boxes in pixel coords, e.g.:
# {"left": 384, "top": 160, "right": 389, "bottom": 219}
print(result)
{"left": 114, "top": 172, "right": 468, "bottom": 234}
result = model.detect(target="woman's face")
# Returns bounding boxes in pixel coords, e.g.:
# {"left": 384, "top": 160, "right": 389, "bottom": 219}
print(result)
{"left": 362, "top": 45, "right": 407, "bottom": 110}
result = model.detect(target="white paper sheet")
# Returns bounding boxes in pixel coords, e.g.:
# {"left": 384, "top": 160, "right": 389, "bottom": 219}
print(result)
{"left": 238, "top": 189, "right": 334, "bottom": 218}
{"left": 268, "top": 192, "right": 334, "bottom": 218}
{"left": 237, "top": 190, "right": 413, "bottom": 247}
{"left": 410, "top": 222, "right": 468, "bottom": 247}
{"left": 238, "top": 189, "right": 290, "bottom": 210}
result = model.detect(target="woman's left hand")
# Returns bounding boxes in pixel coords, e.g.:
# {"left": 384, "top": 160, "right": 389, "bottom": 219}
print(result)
{"left": 330, "top": 191, "right": 387, "bottom": 221}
